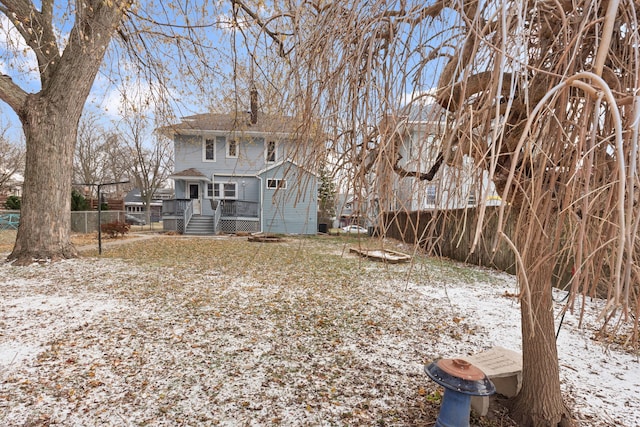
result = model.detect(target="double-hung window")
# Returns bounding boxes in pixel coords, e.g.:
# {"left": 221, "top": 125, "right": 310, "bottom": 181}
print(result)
{"left": 203, "top": 138, "right": 216, "bottom": 161}
{"left": 213, "top": 182, "right": 237, "bottom": 200}
{"left": 266, "top": 179, "right": 287, "bottom": 189}
{"left": 227, "top": 139, "right": 238, "bottom": 158}
{"left": 426, "top": 185, "right": 437, "bottom": 205}
{"left": 266, "top": 141, "right": 277, "bottom": 163}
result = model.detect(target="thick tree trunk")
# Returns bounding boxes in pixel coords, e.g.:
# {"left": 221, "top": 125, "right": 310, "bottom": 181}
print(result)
{"left": 7, "top": 96, "right": 79, "bottom": 265}
{"left": 0, "top": 1, "right": 127, "bottom": 265}
{"left": 511, "top": 226, "right": 573, "bottom": 426}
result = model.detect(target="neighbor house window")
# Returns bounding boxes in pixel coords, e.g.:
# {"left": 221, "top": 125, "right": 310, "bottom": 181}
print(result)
{"left": 267, "top": 179, "right": 287, "bottom": 189}
{"left": 203, "top": 138, "right": 216, "bottom": 161}
{"left": 213, "top": 182, "right": 237, "bottom": 199}
{"left": 266, "top": 141, "right": 277, "bottom": 163}
{"left": 227, "top": 139, "right": 238, "bottom": 158}
{"left": 426, "top": 185, "right": 437, "bottom": 204}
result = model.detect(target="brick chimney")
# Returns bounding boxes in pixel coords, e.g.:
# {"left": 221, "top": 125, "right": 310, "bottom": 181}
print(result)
{"left": 250, "top": 85, "right": 258, "bottom": 125}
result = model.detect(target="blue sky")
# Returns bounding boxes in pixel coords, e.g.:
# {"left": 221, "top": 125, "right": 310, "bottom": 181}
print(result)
{"left": 1, "top": 1, "right": 454, "bottom": 144}
{"left": 0, "top": 1, "right": 242, "bottom": 143}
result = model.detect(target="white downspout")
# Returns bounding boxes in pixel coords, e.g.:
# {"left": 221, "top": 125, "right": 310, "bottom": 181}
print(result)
{"left": 258, "top": 176, "right": 264, "bottom": 233}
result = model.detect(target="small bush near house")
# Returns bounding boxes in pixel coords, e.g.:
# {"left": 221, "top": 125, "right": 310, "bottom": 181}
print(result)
{"left": 5, "top": 195, "right": 21, "bottom": 210}
{"left": 100, "top": 221, "right": 130, "bottom": 238}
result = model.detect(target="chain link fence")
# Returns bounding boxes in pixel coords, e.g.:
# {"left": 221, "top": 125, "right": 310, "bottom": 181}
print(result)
{"left": 71, "top": 211, "right": 128, "bottom": 234}
{"left": 0, "top": 210, "right": 20, "bottom": 231}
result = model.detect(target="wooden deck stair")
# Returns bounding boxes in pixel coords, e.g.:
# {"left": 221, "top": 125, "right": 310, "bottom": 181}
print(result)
{"left": 184, "top": 215, "right": 215, "bottom": 235}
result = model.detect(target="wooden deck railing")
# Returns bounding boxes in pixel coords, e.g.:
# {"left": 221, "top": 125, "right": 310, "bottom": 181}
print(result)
{"left": 221, "top": 200, "right": 259, "bottom": 217}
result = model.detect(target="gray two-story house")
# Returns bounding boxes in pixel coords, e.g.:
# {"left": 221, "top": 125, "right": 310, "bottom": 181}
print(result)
{"left": 161, "top": 112, "right": 318, "bottom": 235}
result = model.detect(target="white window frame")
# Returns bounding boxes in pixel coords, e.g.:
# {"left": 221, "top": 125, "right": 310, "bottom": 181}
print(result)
{"left": 227, "top": 138, "right": 238, "bottom": 158}
{"left": 206, "top": 183, "right": 214, "bottom": 199}
{"left": 267, "top": 179, "right": 287, "bottom": 189}
{"left": 213, "top": 182, "right": 237, "bottom": 200}
{"left": 265, "top": 140, "right": 277, "bottom": 163}
{"left": 203, "top": 137, "right": 216, "bottom": 162}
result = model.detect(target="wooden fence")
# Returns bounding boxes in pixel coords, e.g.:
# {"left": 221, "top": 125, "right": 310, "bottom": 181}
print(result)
{"left": 383, "top": 207, "right": 517, "bottom": 274}
{"left": 89, "top": 198, "right": 125, "bottom": 211}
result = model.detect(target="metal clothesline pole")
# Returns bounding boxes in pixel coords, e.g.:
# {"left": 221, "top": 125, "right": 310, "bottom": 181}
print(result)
{"left": 75, "top": 180, "right": 129, "bottom": 255}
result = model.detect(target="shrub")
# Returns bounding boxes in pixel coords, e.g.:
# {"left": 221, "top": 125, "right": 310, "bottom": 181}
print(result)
{"left": 71, "top": 189, "right": 89, "bottom": 211}
{"left": 100, "top": 221, "right": 130, "bottom": 238}
{"left": 5, "top": 195, "right": 21, "bottom": 210}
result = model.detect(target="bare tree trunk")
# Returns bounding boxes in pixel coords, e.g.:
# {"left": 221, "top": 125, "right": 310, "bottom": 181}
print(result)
{"left": 513, "top": 281, "right": 572, "bottom": 426}
{"left": 512, "top": 219, "right": 573, "bottom": 427}
{"left": 8, "top": 96, "right": 79, "bottom": 265}
{"left": 0, "top": 0, "right": 127, "bottom": 265}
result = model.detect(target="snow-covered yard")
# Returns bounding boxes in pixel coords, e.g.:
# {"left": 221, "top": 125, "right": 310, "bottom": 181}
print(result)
{"left": 0, "top": 235, "right": 638, "bottom": 426}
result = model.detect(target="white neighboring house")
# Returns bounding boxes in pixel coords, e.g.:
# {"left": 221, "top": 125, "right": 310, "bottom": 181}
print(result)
{"left": 334, "top": 193, "right": 365, "bottom": 229}
{"left": 124, "top": 188, "right": 170, "bottom": 223}
{"left": 0, "top": 170, "right": 23, "bottom": 197}
{"left": 389, "top": 101, "right": 500, "bottom": 211}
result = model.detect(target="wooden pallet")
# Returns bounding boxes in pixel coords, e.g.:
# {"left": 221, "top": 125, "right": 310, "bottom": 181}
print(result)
{"left": 349, "top": 247, "right": 412, "bottom": 263}
{"left": 248, "top": 234, "right": 284, "bottom": 243}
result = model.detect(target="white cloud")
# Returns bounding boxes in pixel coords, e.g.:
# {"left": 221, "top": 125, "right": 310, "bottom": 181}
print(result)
{"left": 401, "top": 89, "right": 438, "bottom": 107}
{"left": 0, "top": 15, "right": 41, "bottom": 90}
{"left": 87, "top": 59, "right": 156, "bottom": 119}
{"left": 0, "top": 15, "right": 30, "bottom": 51}
{"left": 90, "top": 75, "right": 184, "bottom": 127}
{"left": 94, "top": 81, "right": 151, "bottom": 118}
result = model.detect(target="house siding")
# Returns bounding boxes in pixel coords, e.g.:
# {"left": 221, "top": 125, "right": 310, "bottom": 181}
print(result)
{"left": 259, "top": 162, "right": 317, "bottom": 235}
{"left": 397, "top": 121, "right": 498, "bottom": 210}
{"left": 175, "top": 133, "right": 289, "bottom": 177}
{"left": 212, "top": 175, "right": 260, "bottom": 203}
{"left": 174, "top": 181, "right": 186, "bottom": 199}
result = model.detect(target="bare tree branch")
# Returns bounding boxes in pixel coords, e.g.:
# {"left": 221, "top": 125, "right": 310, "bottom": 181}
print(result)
{"left": 0, "top": 75, "right": 28, "bottom": 112}
{"left": 393, "top": 152, "right": 444, "bottom": 181}
{"left": 0, "top": 0, "right": 61, "bottom": 85}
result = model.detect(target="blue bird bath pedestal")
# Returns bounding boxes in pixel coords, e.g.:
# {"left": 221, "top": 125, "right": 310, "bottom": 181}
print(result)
{"left": 425, "top": 358, "right": 496, "bottom": 427}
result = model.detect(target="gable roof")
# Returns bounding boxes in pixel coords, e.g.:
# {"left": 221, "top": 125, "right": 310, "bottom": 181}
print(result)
{"left": 124, "top": 189, "right": 143, "bottom": 203}
{"left": 169, "top": 168, "right": 212, "bottom": 182}
{"left": 124, "top": 188, "right": 163, "bottom": 206}
{"left": 257, "top": 159, "right": 319, "bottom": 178}
{"left": 160, "top": 112, "right": 301, "bottom": 135}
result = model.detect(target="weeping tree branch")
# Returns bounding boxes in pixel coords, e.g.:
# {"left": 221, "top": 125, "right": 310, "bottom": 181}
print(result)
{"left": 393, "top": 152, "right": 444, "bottom": 180}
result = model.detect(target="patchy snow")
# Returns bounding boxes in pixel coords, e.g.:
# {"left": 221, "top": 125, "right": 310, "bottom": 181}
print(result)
{"left": 0, "top": 238, "right": 638, "bottom": 426}
{"left": 410, "top": 268, "right": 640, "bottom": 426}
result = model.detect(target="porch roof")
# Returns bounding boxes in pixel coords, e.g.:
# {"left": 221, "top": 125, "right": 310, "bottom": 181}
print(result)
{"left": 169, "top": 168, "right": 211, "bottom": 182}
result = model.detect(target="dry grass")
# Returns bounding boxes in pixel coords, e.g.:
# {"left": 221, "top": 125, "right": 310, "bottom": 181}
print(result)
{"left": 0, "top": 233, "right": 518, "bottom": 426}
{"left": 0, "top": 230, "right": 17, "bottom": 253}
{"left": 0, "top": 231, "right": 142, "bottom": 254}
